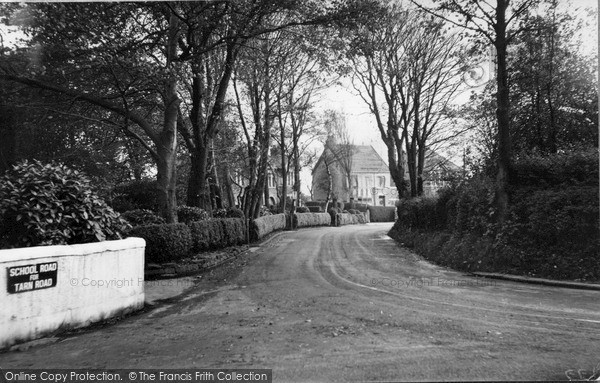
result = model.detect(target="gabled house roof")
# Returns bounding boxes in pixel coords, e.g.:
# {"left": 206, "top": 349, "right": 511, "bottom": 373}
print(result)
{"left": 312, "top": 144, "right": 388, "bottom": 175}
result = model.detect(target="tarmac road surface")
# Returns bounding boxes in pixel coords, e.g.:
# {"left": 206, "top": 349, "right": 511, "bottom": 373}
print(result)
{"left": 2, "top": 223, "right": 599, "bottom": 381}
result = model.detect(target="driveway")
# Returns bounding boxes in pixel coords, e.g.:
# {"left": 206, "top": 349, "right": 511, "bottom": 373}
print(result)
{"left": 2, "top": 223, "right": 599, "bottom": 381}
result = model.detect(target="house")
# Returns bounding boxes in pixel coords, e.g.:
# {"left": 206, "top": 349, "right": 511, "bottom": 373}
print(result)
{"left": 312, "top": 144, "right": 399, "bottom": 206}
{"left": 311, "top": 142, "right": 459, "bottom": 205}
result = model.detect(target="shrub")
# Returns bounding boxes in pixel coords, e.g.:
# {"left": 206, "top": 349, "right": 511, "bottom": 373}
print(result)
{"left": 512, "top": 149, "right": 598, "bottom": 187}
{"left": 296, "top": 206, "right": 310, "bottom": 213}
{"left": 121, "top": 209, "right": 165, "bottom": 226}
{"left": 294, "top": 212, "right": 331, "bottom": 228}
{"left": 251, "top": 213, "right": 286, "bottom": 240}
{"left": 220, "top": 218, "right": 246, "bottom": 245}
{"left": 307, "top": 206, "right": 322, "bottom": 213}
{"left": 348, "top": 209, "right": 360, "bottom": 214}
{"left": 0, "top": 160, "right": 129, "bottom": 248}
{"left": 367, "top": 206, "right": 396, "bottom": 222}
{"left": 177, "top": 205, "right": 209, "bottom": 224}
{"left": 337, "top": 213, "right": 355, "bottom": 226}
{"left": 188, "top": 218, "right": 246, "bottom": 251}
{"left": 213, "top": 208, "right": 227, "bottom": 219}
{"left": 129, "top": 223, "right": 192, "bottom": 264}
{"left": 259, "top": 206, "right": 273, "bottom": 217}
{"left": 110, "top": 179, "right": 160, "bottom": 212}
{"left": 226, "top": 207, "right": 245, "bottom": 219}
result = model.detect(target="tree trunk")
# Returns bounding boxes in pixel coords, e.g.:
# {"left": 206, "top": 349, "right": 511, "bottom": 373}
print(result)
{"left": 416, "top": 145, "right": 425, "bottom": 196}
{"left": 0, "top": 106, "right": 17, "bottom": 174}
{"left": 494, "top": 0, "right": 511, "bottom": 224}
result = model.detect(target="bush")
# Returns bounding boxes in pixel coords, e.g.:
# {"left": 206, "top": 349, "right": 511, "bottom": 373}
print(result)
{"left": 512, "top": 149, "right": 598, "bottom": 187}
{"left": 121, "top": 209, "right": 165, "bottom": 226}
{"left": 296, "top": 206, "right": 310, "bottom": 213}
{"left": 110, "top": 179, "right": 161, "bottom": 213}
{"left": 177, "top": 205, "right": 209, "bottom": 224}
{"left": 307, "top": 206, "right": 322, "bottom": 213}
{"left": 294, "top": 212, "right": 331, "bottom": 228}
{"left": 337, "top": 213, "right": 355, "bottom": 226}
{"left": 367, "top": 206, "right": 396, "bottom": 222}
{"left": 213, "top": 208, "right": 227, "bottom": 219}
{"left": 0, "top": 160, "right": 129, "bottom": 248}
{"left": 189, "top": 218, "right": 246, "bottom": 251}
{"left": 226, "top": 208, "right": 245, "bottom": 219}
{"left": 251, "top": 213, "right": 286, "bottom": 240}
{"left": 129, "top": 223, "right": 192, "bottom": 264}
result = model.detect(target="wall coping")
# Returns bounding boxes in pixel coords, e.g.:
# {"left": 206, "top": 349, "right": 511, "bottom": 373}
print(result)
{"left": 0, "top": 237, "right": 146, "bottom": 263}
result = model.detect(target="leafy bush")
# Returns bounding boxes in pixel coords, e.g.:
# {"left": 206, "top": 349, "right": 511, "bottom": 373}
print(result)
{"left": 129, "top": 223, "right": 192, "bottom": 264}
{"left": 0, "top": 160, "right": 129, "bottom": 248}
{"left": 296, "top": 206, "right": 310, "bottom": 213}
{"left": 367, "top": 206, "right": 396, "bottom": 222}
{"left": 251, "top": 213, "right": 286, "bottom": 240}
{"left": 226, "top": 208, "right": 245, "bottom": 219}
{"left": 220, "top": 218, "right": 246, "bottom": 246}
{"left": 307, "top": 206, "right": 322, "bottom": 213}
{"left": 348, "top": 209, "right": 360, "bottom": 214}
{"left": 294, "top": 212, "right": 331, "bottom": 228}
{"left": 121, "top": 209, "right": 165, "bottom": 226}
{"left": 110, "top": 179, "right": 161, "bottom": 213}
{"left": 259, "top": 206, "right": 273, "bottom": 217}
{"left": 188, "top": 218, "right": 246, "bottom": 251}
{"left": 213, "top": 208, "right": 227, "bottom": 219}
{"left": 337, "top": 212, "right": 355, "bottom": 226}
{"left": 177, "top": 205, "right": 209, "bottom": 224}
{"left": 512, "top": 149, "right": 598, "bottom": 187}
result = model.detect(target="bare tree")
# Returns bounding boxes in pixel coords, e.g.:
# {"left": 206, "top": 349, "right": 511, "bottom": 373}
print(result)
{"left": 412, "top": 0, "right": 540, "bottom": 220}
{"left": 348, "top": 5, "right": 467, "bottom": 197}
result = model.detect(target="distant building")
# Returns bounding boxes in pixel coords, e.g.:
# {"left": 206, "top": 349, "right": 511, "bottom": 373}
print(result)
{"left": 311, "top": 143, "right": 459, "bottom": 205}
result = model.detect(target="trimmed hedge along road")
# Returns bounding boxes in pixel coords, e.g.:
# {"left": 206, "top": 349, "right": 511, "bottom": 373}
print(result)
{"left": 130, "top": 210, "right": 381, "bottom": 264}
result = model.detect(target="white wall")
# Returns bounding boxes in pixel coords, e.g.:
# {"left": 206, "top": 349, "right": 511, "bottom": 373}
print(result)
{"left": 0, "top": 238, "right": 145, "bottom": 349}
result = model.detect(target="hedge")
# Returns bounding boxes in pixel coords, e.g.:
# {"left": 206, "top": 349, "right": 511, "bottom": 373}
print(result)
{"left": 251, "top": 213, "right": 287, "bottom": 240}
{"left": 189, "top": 218, "right": 246, "bottom": 252}
{"left": 129, "top": 223, "right": 192, "bottom": 264}
{"left": 337, "top": 213, "right": 355, "bottom": 226}
{"left": 367, "top": 206, "right": 396, "bottom": 222}
{"left": 293, "top": 212, "right": 331, "bottom": 228}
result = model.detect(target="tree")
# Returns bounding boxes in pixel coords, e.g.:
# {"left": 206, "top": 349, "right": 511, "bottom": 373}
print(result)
{"left": 1, "top": 3, "right": 184, "bottom": 222}
{"left": 347, "top": 5, "right": 467, "bottom": 198}
{"left": 508, "top": 1, "right": 598, "bottom": 153}
{"left": 412, "top": 0, "right": 540, "bottom": 221}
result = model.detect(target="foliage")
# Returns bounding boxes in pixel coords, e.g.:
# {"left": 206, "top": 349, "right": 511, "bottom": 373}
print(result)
{"left": 259, "top": 206, "right": 273, "bottom": 217}
{"left": 392, "top": 153, "right": 600, "bottom": 281}
{"left": 188, "top": 218, "right": 246, "bottom": 252}
{"left": 512, "top": 148, "right": 598, "bottom": 187}
{"left": 110, "top": 179, "right": 161, "bottom": 213}
{"left": 250, "top": 213, "right": 286, "bottom": 241}
{"left": 129, "top": 223, "right": 192, "bottom": 264}
{"left": 176, "top": 205, "right": 209, "bottom": 224}
{"left": 293, "top": 212, "right": 331, "bottom": 228}
{"left": 0, "top": 160, "right": 129, "bottom": 248}
{"left": 367, "top": 206, "right": 396, "bottom": 222}
{"left": 121, "top": 209, "right": 165, "bottom": 227}
{"left": 226, "top": 207, "right": 245, "bottom": 219}
{"left": 296, "top": 206, "right": 310, "bottom": 213}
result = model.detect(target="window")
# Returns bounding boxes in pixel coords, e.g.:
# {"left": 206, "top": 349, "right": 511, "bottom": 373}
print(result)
{"left": 267, "top": 174, "right": 275, "bottom": 188}
{"left": 352, "top": 175, "right": 358, "bottom": 188}
{"left": 287, "top": 173, "right": 294, "bottom": 186}
{"left": 378, "top": 176, "right": 386, "bottom": 188}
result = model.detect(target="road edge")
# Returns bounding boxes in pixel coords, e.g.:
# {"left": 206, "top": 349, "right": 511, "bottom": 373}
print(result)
{"left": 471, "top": 272, "right": 600, "bottom": 291}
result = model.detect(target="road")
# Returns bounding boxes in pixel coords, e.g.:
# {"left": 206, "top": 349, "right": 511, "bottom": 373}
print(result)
{"left": 2, "top": 223, "right": 599, "bottom": 381}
